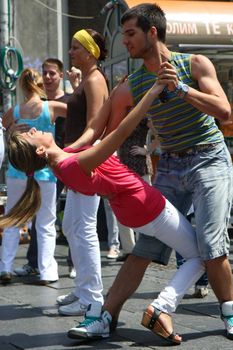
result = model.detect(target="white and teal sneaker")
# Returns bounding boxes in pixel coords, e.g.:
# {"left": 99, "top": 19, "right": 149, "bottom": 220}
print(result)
{"left": 221, "top": 301, "right": 233, "bottom": 340}
{"left": 68, "top": 303, "right": 111, "bottom": 339}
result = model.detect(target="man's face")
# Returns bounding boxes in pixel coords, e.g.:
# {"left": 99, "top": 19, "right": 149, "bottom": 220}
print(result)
{"left": 122, "top": 18, "right": 153, "bottom": 59}
{"left": 42, "top": 63, "right": 63, "bottom": 93}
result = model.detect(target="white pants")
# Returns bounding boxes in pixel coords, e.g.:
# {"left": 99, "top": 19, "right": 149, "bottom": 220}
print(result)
{"left": 119, "top": 174, "right": 151, "bottom": 254}
{"left": 62, "top": 189, "right": 103, "bottom": 306}
{"left": 135, "top": 200, "right": 205, "bottom": 314}
{"left": 0, "top": 177, "right": 58, "bottom": 281}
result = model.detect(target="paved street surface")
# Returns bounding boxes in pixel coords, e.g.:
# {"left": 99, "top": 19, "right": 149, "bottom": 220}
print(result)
{"left": 1, "top": 237, "right": 233, "bottom": 350}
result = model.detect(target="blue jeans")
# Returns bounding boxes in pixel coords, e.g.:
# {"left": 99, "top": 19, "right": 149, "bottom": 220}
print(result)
{"left": 134, "top": 142, "right": 232, "bottom": 262}
{"left": 103, "top": 198, "right": 120, "bottom": 249}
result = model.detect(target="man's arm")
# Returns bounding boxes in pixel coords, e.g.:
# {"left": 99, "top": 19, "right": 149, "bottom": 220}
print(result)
{"left": 188, "top": 54, "right": 231, "bottom": 121}
{"left": 103, "top": 80, "right": 134, "bottom": 136}
{"left": 159, "top": 55, "right": 231, "bottom": 122}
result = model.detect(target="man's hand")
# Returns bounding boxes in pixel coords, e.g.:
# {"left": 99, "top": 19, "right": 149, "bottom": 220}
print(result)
{"left": 157, "top": 61, "right": 179, "bottom": 91}
{"left": 130, "top": 145, "right": 147, "bottom": 156}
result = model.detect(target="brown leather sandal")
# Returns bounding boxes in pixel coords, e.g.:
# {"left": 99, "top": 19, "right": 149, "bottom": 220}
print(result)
{"left": 141, "top": 306, "right": 181, "bottom": 345}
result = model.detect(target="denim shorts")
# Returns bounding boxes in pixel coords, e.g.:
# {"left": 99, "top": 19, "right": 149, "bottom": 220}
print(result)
{"left": 133, "top": 142, "right": 233, "bottom": 261}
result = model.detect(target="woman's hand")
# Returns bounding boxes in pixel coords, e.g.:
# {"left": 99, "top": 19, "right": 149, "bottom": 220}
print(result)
{"left": 67, "top": 67, "right": 82, "bottom": 90}
{"left": 150, "top": 80, "right": 166, "bottom": 96}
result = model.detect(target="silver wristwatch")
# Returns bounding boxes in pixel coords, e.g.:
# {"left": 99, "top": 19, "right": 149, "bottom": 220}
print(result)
{"left": 175, "top": 81, "right": 189, "bottom": 99}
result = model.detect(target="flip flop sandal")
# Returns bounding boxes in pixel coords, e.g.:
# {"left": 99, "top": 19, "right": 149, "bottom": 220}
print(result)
{"left": 141, "top": 306, "right": 181, "bottom": 345}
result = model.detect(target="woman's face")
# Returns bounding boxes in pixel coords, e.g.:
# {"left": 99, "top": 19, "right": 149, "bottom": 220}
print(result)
{"left": 21, "top": 127, "right": 54, "bottom": 148}
{"left": 69, "top": 38, "right": 89, "bottom": 68}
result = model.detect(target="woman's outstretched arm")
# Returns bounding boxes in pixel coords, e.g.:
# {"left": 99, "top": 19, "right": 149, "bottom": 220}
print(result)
{"left": 78, "top": 81, "right": 164, "bottom": 175}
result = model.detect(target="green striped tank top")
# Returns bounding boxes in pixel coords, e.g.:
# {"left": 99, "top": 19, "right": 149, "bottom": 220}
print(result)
{"left": 128, "top": 52, "right": 223, "bottom": 152}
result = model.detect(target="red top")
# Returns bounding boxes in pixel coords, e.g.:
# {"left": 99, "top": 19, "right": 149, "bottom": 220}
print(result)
{"left": 54, "top": 150, "right": 166, "bottom": 227}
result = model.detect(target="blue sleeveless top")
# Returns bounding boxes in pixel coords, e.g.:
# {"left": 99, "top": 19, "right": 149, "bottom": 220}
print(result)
{"left": 7, "top": 101, "right": 56, "bottom": 182}
{"left": 128, "top": 52, "right": 224, "bottom": 152}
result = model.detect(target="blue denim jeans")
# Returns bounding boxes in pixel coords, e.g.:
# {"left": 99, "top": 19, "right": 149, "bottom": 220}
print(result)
{"left": 134, "top": 142, "right": 233, "bottom": 262}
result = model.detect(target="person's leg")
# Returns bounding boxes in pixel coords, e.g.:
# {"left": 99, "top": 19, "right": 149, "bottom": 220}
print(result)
{"left": 0, "top": 178, "right": 26, "bottom": 276}
{"left": 26, "top": 218, "right": 38, "bottom": 269}
{"left": 60, "top": 190, "right": 103, "bottom": 316}
{"left": 131, "top": 200, "right": 203, "bottom": 344}
{"left": 57, "top": 190, "right": 79, "bottom": 303}
{"left": 105, "top": 233, "right": 172, "bottom": 322}
{"left": 177, "top": 208, "right": 209, "bottom": 298}
{"left": 104, "top": 254, "right": 151, "bottom": 316}
{"left": 191, "top": 144, "right": 233, "bottom": 301}
{"left": 206, "top": 256, "right": 233, "bottom": 301}
{"left": 135, "top": 200, "right": 205, "bottom": 313}
{"left": 56, "top": 178, "right": 65, "bottom": 200}
{"left": 21, "top": 179, "right": 66, "bottom": 272}
{"left": 190, "top": 143, "right": 233, "bottom": 339}
{"left": 35, "top": 181, "right": 58, "bottom": 281}
{"left": 176, "top": 249, "right": 208, "bottom": 298}
{"left": 117, "top": 223, "right": 135, "bottom": 255}
{"left": 103, "top": 198, "right": 120, "bottom": 258}
{"left": 98, "top": 156, "right": 189, "bottom": 335}
{"left": 67, "top": 248, "right": 73, "bottom": 267}
{"left": 56, "top": 191, "right": 79, "bottom": 306}
{"left": 155, "top": 154, "right": 209, "bottom": 297}
{"left": 72, "top": 192, "right": 102, "bottom": 305}
{"left": 14, "top": 218, "right": 39, "bottom": 276}
{"left": 69, "top": 200, "right": 203, "bottom": 340}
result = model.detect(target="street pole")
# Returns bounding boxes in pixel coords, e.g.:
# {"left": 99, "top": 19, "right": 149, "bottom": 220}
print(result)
{"left": 0, "top": 0, "right": 12, "bottom": 113}
{"left": 57, "top": 0, "right": 63, "bottom": 63}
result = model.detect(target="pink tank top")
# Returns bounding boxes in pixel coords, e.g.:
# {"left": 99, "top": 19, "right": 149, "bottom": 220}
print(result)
{"left": 54, "top": 151, "right": 166, "bottom": 227}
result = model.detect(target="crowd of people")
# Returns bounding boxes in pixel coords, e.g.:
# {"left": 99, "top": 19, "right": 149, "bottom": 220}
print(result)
{"left": 0, "top": 2, "right": 233, "bottom": 346}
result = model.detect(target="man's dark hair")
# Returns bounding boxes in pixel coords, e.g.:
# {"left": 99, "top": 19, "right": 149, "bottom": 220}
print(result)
{"left": 42, "top": 58, "right": 64, "bottom": 72}
{"left": 121, "top": 3, "right": 166, "bottom": 43}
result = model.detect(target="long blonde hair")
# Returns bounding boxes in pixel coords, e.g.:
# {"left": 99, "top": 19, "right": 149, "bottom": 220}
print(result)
{"left": 0, "top": 132, "right": 47, "bottom": 228}
{"left": 19, "top": 68, "right": 46, "bottom": 99}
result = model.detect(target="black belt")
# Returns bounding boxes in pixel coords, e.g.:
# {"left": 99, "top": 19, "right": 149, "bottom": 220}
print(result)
{"left": 164, "top": 143, "right": 221, "bottom": 158}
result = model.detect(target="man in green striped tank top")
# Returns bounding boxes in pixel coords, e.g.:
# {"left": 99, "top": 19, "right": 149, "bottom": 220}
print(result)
{"left": 63, "top": 3, "right": 233, "bottom": 344}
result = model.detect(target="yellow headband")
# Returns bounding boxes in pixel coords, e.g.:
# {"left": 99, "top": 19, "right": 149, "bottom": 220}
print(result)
{"left": 73, "top": 29, "right": 100, "bottom": 60}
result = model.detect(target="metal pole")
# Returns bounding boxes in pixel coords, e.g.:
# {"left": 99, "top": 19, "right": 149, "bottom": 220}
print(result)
{"left": 0, "top": 0, "right": 12, "bottom": 112}
{"left": 56, "top": 0, "right": 63, "bottom": 62}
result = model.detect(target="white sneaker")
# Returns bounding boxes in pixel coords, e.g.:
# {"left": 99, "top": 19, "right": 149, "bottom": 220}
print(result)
{"left": 107, "top": 246, "right": 120, "bottom": 259}
{"left": 14, "top": 264, "right": 39, "bottom": 276}
{"left": 192, "top": 285, "right": 208, "bottom": 298}
{"left": 56, "top": 292, "right": 79, "bottom": 306}
{"left": 68, "top": 307, "right": 111, "bottom": 339}
{"left": 69, "top": 267, "right": 76, "bottom": 279}
{"left": 58, "top": 300, "right": 88, "bottom": 316}
{"left": 221, "top": 301, "right": 233, "bottom": 340}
